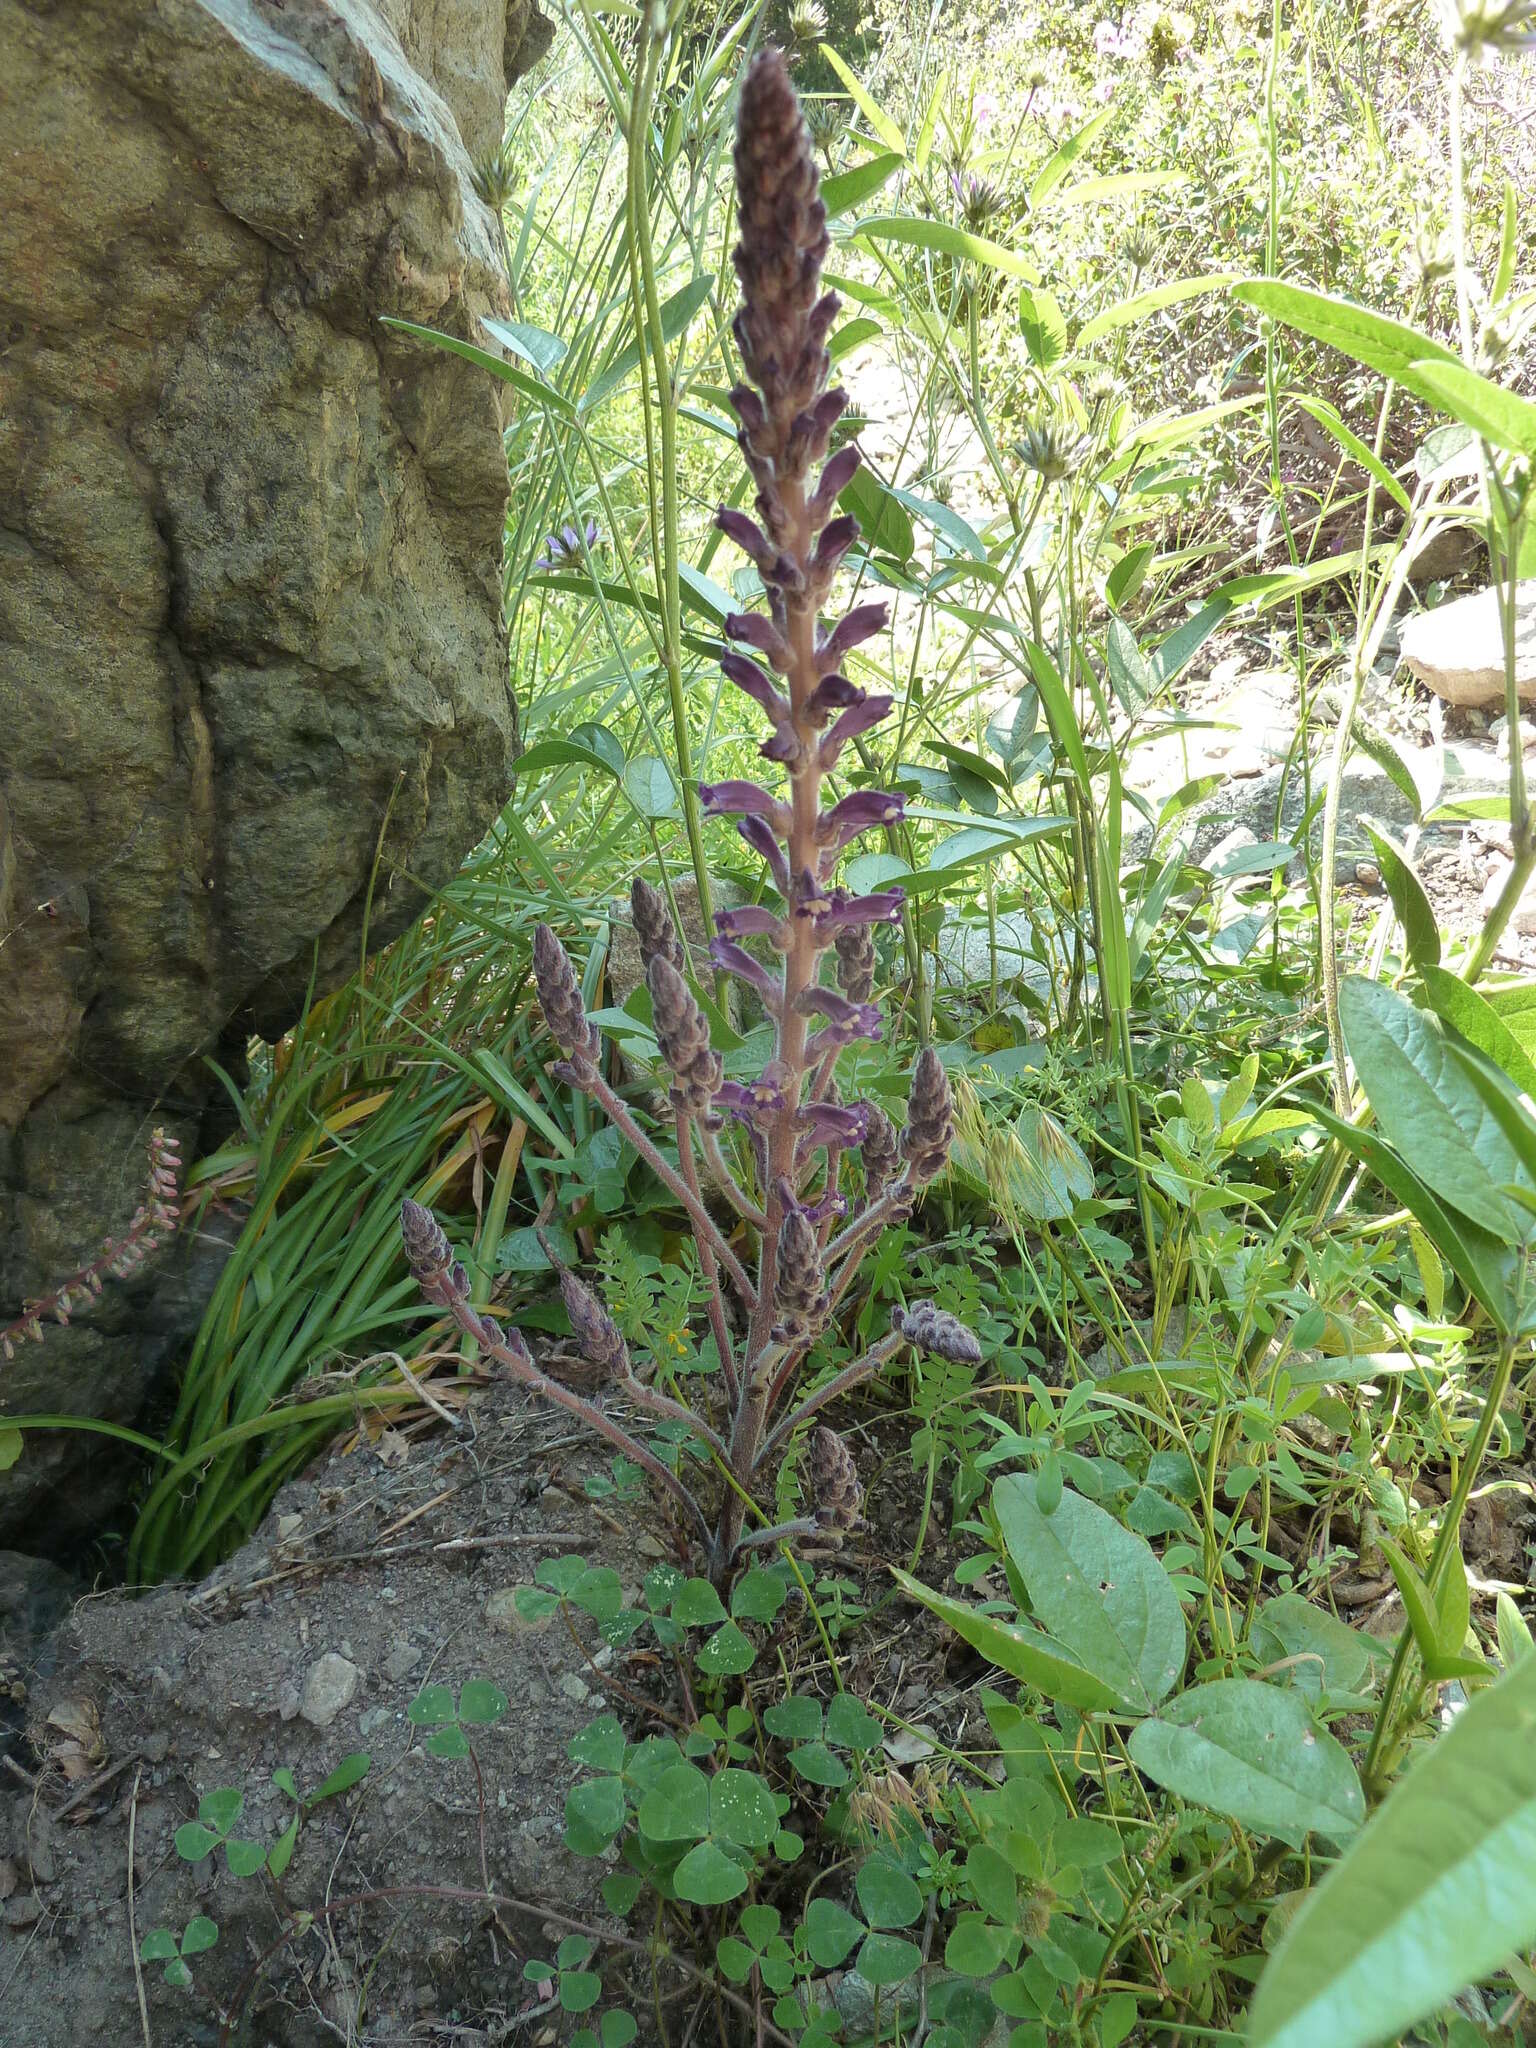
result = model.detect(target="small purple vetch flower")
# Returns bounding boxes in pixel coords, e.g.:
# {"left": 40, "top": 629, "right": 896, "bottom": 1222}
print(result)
{"left": 536, "top": 519, "right": 600, "bottom": 570}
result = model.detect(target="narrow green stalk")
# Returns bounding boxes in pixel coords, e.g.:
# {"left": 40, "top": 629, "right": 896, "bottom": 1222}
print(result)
{"left": 1363, "top": 1332, "right": 1521, "bottom": 1794}
{"left": 625, "top": 17, "right": 716, "bottom": 953}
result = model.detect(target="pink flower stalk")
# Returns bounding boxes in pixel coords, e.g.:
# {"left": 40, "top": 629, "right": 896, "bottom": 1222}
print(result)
{"left": 399, "top": 50, "right": 975, "bottom": 1585}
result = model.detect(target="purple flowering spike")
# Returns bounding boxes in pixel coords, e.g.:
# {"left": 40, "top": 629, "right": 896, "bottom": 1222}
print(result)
{"left": 726, "top": 610, "right": 792, "bottom": 672}
{"left": 817, "top": 601, "right": 889, "bottom": 670}
{"left": 816, "top": 789, "right": 906, "bottom": 855}
{"left": 820, "top": 693, "right": 895, "bottom": 767}
{"left": 699, "top": 780, "right": 791, "bottom": 833}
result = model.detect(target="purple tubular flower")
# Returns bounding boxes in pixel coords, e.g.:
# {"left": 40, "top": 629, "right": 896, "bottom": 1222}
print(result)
{"left": 820, "top": 694, "right": 895, "bottom": 767}
{"left": 709, "top": 937, "right": 781, "bottom": 1003}
{"left": 720, "top": 651, "right": 791, "bottom": 727}
{"left": 716, "top": 506, "right": 775, "bottom": 569}
{"left": 737, "top": 814, "right": 790, "bottom": 894}
{"left": 816, "top": 789, "right": 906, "bottom": 854}
{"left": 825, "top": 887, "right": 905, "bottom": 930}
{"left": 716, "top": 1075, "right": 788, "bottom": 1127}
{"left": 809, "top": 443, "right": 861, "bottom": 526}
{"left": 806, "top": 673, "right": 863, "bottom": 719}
{"left": 812, "top": 514, "right": 861, "bottom": 580}
{"left": 699, "top": 780, "right": 791, "bottom": 834}
{"left": 726, "top": 610, "right": 792, "bottom": 672}
{"left": 817, "top": 601, "right": 889, "bottom": 671}
{"left": 796, "top": 1100, "right": 868, "bottom": 1148}
{"left": 759, "top": 728, "right": 801, "bottom": 765}
{"left": 788, "top": 387, "right": 850, "bottom": 471}
{"left": 715, "top": 904, "right": 786, "bottom": 943}
{"left": 729, "top": 384, "right": 766, "bottom": 436}
{"left": 805, "top": 1002, "right": 883, "bottom": 1058}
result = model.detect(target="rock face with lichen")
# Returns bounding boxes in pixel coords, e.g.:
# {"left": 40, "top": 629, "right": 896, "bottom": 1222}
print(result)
{"left": 0, "top": 0, "right": 549, "bottom": 1545}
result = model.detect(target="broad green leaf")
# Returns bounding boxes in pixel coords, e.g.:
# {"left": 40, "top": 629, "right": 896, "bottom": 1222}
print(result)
{"left": 426, "top": 1725, "right": 470, "bottom": 1759}
{"left": 821, "top": 151, "right": 904, "bottom": 217}
{"left": 1363, "top": 825, "right": 1438, "bottom": 971}
{"left": 1234, "top": 284, "right": 1462, "bottom": 414}
{"left": 266, "top": 1816, "right": 299, "bottom": 1879}
{"left": 1497, "top": 1591, "right": 1533, "bottom": 1669}
{"left": 458, "top": 1679, "right": 509, "bottom": 1724}
{"left": 1078, "top": 272, "right": 1240, "bottom": 349}
{"left": 840, "top": 467, "right": 914, "bottom": 560}
{"left": 825, "top": 1694, "right": 883, "bottom": 1752}
{"left": 379, "top": 317, "right": 576, "bottom": 415}
{"left": 1419, "top": 966, "right": 1536, "bottom": 1102}
{"left": 479, "top": 316, "right": 567, "bottom": 374}
{"left": 1018, "top": 286, "right": 1068, "bottom": 368}
{"left": 1252, "top": 1594, "right": 1387, "bottom": 1702}
{"left": 1377, "top": 1537, "right": 1486, "bottom": 1682}
{"left": 1248, "top": 1653, "right": 1536, "bottom": 2048}
{"left": 804, "top": 1896, "right": 864, "bottom": 1968}
{"left": 816, "top": 44, "right": 906, "bottom": 153}
{"left": 1055, "top": 170, "right": 1188, "bottom": 208}
{"left": 1292, "top": 394, "right": 1411, "bottom": 514}
{"left": 763, "top": 1696, "right": 822, "bottom": 1741}
{"left": 621, "top": 755, "right": 678, "bottom": 820}
{"left": 1128, "top": 1680, "right": 1363, "bottom": 1847}
{"left": 139, "top": 1931, "right": 178, "bottom": 1963}
{"left": 199, "top": 1788, "right": 243, "bottom": 1833}
{"left": 888, "top": 484, "right": 987, "bottom": 559}
{"left": 1340, "top": 976, "right": 1532, "bottom": 1241}
{"left": 856, "top": 1930, "right": 923, "bottom": 1985}
{"left": 892, "top": 1569, "right": 1127, "bottom": 1713}
{"left": 852, "top": 214, "right": 1040, "bottom": 283}
{"left": 856, "top": 1854, "right": 923, "bottom": 1929}
{"left": 0, "top": 1428, "right": 20, "bottom": 1471}
{"left": 709, "top": 1769, "right": 778, "bottom": 1849}
{"left": 673, "top": 1839, "right": 750, "bottom": 1904}
{"left": 1150, "top": 598, "right": 1229, "bottom": 688}
{"left": 672, "top": 1577, "right": 728, "bottom": 1626}
{"left": 946, "top": 1914, "right": 1015, "bottom": 1976}
{"left": 407, "top": 1684, "right": 456, "bottom": 1727}
{"left": 1410, "top": 361, "right": 1536, "bottom": 457}
{"left": 173, "top": 1822, "right": 218, "bottom": 1863}
{"left": 181, "top": 1915, "right": 219, "bottom": 1955}
{"left": 1312, "top": 1102, "right": 1519, "bottom": 1335}
{"left": 695, "top": 1620, "right": 757, "bottom": 1676}
{"left": 566, "top": 1776, "right": 625, "bottom": 1843}
{"left": 582, "top": 276, "right": 714, "bottom": 411}
{"left": 638, "top": 1764, "right": 711, "bottom": 1844}
{"left": 310, "top": 1753, "right": 371, "bottom": 1805}
{"left": 223, "top": 1837, "right": 267, "bottom": 1878}
{"left": 991, "top": 1477, "right": 1186, "bottom": 1712}
{"left": 1029, "top": 108, "right": 1115, "bottom": 207}
{"left": 788, "top": 1741, "right": 849, "bottom": 1786}
{"left": 731, "top": 1568, "right": 787, "bottom": 1622}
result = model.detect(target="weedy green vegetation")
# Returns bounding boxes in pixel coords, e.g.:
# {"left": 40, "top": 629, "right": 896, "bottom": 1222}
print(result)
{"left": 32, "top": 0, "right": 1536, "bottom": 2042}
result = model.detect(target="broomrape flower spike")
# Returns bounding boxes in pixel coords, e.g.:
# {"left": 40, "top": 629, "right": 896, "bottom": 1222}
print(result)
{"left": 397, "top": 50, "right": 979, "bottom": 1586}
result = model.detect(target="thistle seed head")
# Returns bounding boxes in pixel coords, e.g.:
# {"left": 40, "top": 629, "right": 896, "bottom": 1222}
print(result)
{"left": 902, "top": 1047, "right": 954, "bottom": 1184}
{"left": 560, "top": 1269, "right": 631, "bottom": 1379}
{"left": 892, "top": 1301, "right": 983, "bottom": 1365}
{"left": 630, "top": 875, "right": 685, "bottom": 976}
{"left": 861, "top": 1102, "right": 901, "bottom": 1195}
{"left": 773, "top": 1189, "right": 829, "bottom": 1342}
{"left": 732, "top": 49, "right": 836, "bottom": 475}
{"left": 648, "top": 956, "right": 724, "bottom": 1117}
{"left": 834, "top": 923, "right": 876, "bottom": 1003}
{"left": 810, "top": 1425, "right": 862, "bottom": 1531}
{"left": 533, "top": 923, "right": 601, "bottom": 1072}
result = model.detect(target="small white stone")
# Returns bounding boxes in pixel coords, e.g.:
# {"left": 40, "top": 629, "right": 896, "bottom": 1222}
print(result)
{"left": 299, "top": 1653, "right": 360, "bottom": 1729}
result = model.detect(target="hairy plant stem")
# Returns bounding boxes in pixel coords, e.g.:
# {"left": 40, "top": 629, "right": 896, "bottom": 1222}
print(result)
{"left": 1362, "top": 1331, "right": 1521, "bottom": 1795}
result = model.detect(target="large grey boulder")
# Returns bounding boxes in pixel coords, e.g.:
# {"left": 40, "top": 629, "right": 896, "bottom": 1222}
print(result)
{"left": 0, "top": 0, "right": 548, "bottom": 1544}
{"left": 1400, "top": 580, "right": 1536, "bottom": 707}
